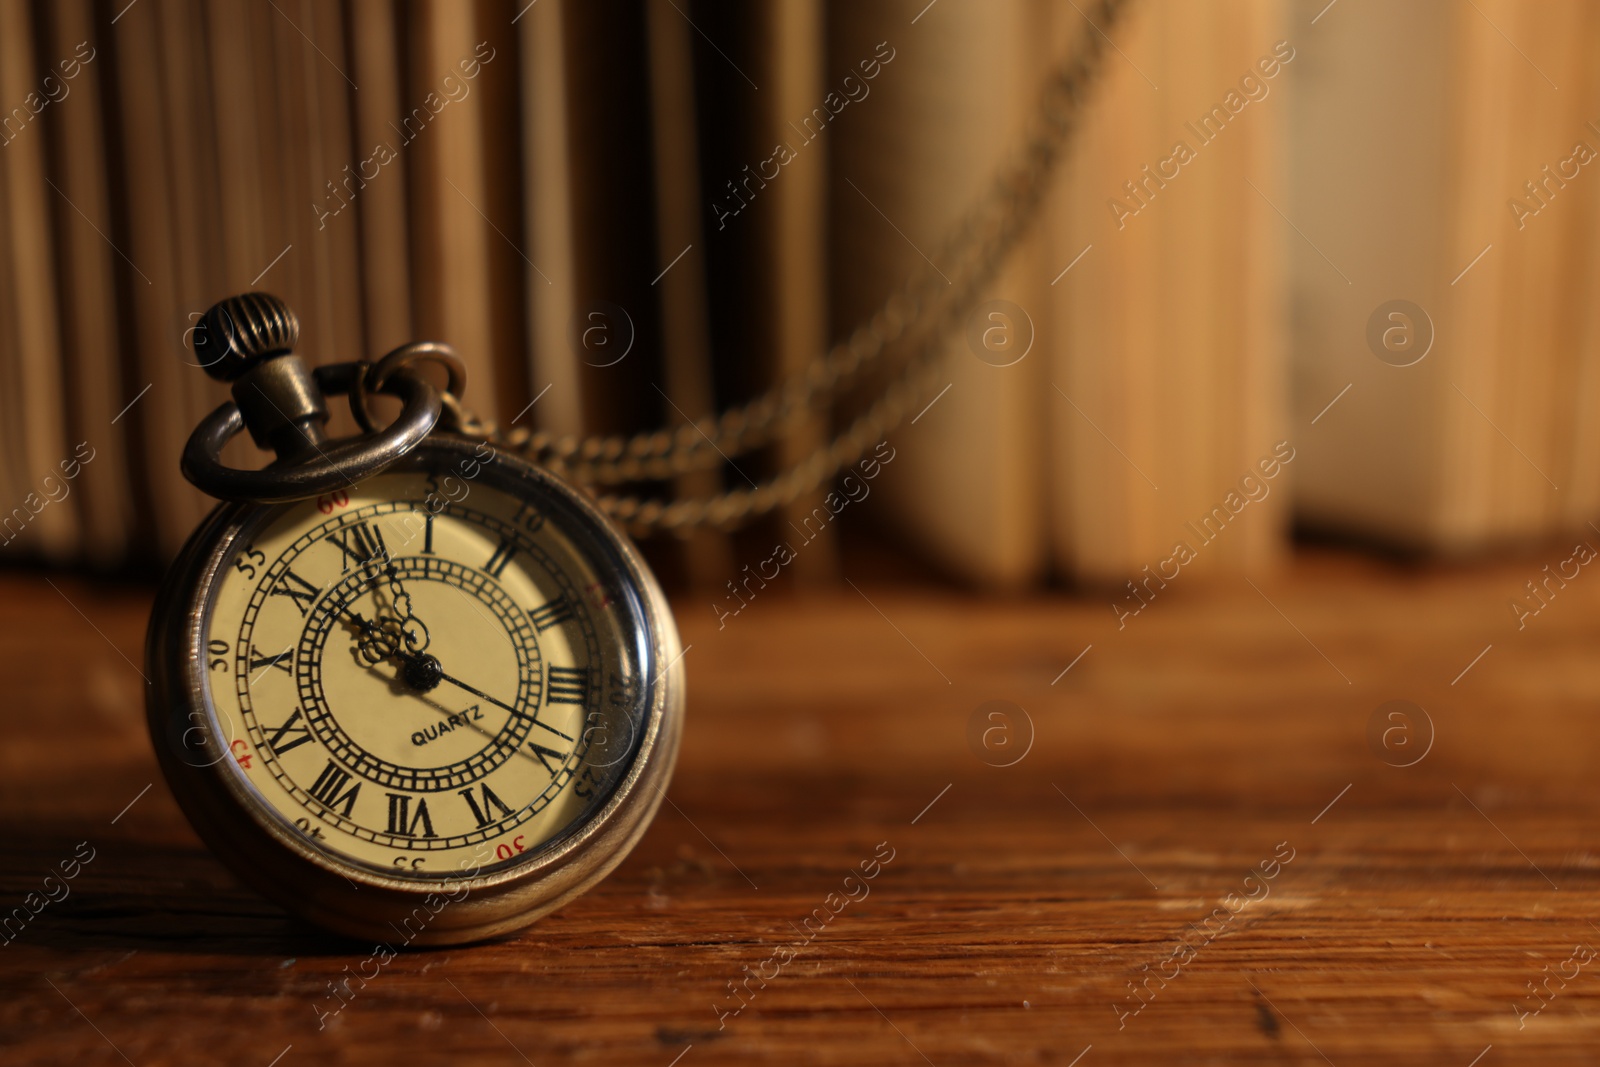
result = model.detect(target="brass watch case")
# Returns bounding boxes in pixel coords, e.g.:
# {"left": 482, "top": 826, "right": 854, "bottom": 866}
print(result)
{"left": 145, "top": 436, "right": 684, "bottom": 945}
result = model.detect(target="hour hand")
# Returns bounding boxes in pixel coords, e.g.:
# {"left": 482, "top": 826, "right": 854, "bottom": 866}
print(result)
{"left": 339, "top": 605, "right": 402, "bottom": 666}
{"left": 382, "top": 563, "right": 431, "bottom": 654}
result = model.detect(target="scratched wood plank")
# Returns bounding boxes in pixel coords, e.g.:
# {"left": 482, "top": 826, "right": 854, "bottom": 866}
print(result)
{"left": 2, "top": 549, "right": 1600, "bottom": 1066}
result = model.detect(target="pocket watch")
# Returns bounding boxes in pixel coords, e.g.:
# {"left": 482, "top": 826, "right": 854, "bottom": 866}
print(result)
{"left": 146, "top": 293, "right": 684, "bottom": 945}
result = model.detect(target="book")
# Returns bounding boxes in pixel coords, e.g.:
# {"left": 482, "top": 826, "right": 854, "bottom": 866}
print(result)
{"left": 0, "top": 0, "right": 80, "bottom": 562}
{"left": 403, "top": 1, "right": 501, "bottom": 419}
{"left": 1046, "top": 0, "right": 1289, "bottom": 586}
{"left": 828, "top": 0, "right": 1050, "bottom": 590}
{"left": 347, "top": 0, "right": 417, "bottom": 358}
{"left": 1289, "top": 0, "right": 1600, "bottom": 553}
{"left": 516, "top": 0, "right": 584, "bottom": 440}
{"left": 643, "top": 0, "right": 733, "bottom": 586}
{"left": 30, "top": 0, "right": 1597, "bottom": 587}
{"left": 41, "top": 0, "right": 134, "bottom": 567}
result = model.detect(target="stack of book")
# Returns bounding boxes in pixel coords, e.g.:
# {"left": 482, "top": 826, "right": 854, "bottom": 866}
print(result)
{"left": 3, "top": 0, "right": 1597, "bottom": 590}
{"left": 830, "top": 0, "right": 1289, "bottom": 588}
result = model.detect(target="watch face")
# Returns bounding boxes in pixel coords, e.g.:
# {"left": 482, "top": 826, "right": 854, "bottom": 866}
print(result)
{"left": 196, "top": 446, "right": 654, "bottom": 881}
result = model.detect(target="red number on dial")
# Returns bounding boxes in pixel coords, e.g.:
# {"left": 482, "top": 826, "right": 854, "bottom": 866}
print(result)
{"left": 315, "top": 489, "right": 350, "bottom": 514}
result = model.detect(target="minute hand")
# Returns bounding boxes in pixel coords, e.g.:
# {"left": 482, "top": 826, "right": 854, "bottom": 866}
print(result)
{"left": 433, "top": 668, "right": 573, "bottom": 741}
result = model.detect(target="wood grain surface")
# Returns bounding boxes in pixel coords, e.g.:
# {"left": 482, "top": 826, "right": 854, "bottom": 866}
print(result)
{"left": 3, "top": 549, "right": 1599, "bottom": 1065}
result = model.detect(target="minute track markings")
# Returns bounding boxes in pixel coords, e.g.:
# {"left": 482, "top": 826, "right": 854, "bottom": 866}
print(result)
{"left": 320, "top": 566, "right": 585, "bottom": 783}
{"left": 284, "top": 556, "right": 592, "bottom": 825}
{"left": 294, "top": 556, "right": 545, "bottom": 791}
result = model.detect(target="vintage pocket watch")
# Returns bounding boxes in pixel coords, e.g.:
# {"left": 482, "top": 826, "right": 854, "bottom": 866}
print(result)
{"left": 146, "top": 293, "right": 683, "bottom": 945}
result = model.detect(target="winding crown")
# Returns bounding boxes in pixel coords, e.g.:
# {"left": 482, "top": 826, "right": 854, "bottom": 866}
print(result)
{"left": 193, "top": 292, "right": 301, "bottom": 382}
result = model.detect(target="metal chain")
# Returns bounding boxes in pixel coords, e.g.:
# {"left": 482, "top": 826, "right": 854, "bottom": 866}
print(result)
{"left": 453, "top": 0, "right": 1131, "bottom": 535}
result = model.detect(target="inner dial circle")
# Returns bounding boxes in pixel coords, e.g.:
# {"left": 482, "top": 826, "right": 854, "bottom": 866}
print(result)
{"left": 298, "top": 556, "right": 542, "bottom": 794}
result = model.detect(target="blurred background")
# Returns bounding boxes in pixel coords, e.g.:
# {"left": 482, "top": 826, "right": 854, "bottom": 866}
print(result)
{"left": 1, "top": 0, "right": 1595, "bottom": 597}
{"left": 9, "top": 6, "right": 1600, "bottom": 1059}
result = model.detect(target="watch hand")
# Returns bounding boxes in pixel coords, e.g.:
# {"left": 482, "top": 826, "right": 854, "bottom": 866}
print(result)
{"left": 383, "top": 562, "right": 412, "bottom": 618}
{"left": 340, "top": 604, "right": 409, "bottom": 668}
{"left": 431, "top": 666, "right": 573, "bottom": 741}
{"left": 342, "top": 595, "right": 551, "bottom": 732}
{"left": 382, "top": 562, "right": 431, "bottom": 654}
{"left": 356, "top": 560, "right": 401, "bottom": 619}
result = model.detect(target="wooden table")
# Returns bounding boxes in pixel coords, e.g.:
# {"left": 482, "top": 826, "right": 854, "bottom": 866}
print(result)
{"left": 3, "top": 550, "right": 1598, "bottom": 1065}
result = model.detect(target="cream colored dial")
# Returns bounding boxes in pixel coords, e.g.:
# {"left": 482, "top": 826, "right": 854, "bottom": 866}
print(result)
{"left": 202, "top": 469, "right": 638, "bottom": 879}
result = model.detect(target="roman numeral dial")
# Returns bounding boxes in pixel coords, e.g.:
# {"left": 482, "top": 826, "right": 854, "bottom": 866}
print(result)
{"left": 386, "top": 794, "right": 436, "bottom": 838}
{"left": 249, "top": 644, "right": 293, "bottom": 678}
{"left": 327, "top": 520, "right": 388, "bottom": 570}
{"left": 214, "top": 478, "right": 628, "bottom": 873}
{"left": 546, "top": 666, "right": 590, "bottom": 705}
{"left": 270, "top": 567, "right": 320, "bottom": 616}
{"left": 528, "top": 741, "right": 568, "bottom": 776}
{"left": 484, "top": 537, "right": 518, "bottom": 579}
{"left": 308, "top": 759, "right": 361, "bottom": 818}
{"left": 529, "top": 596, "right": 574, "bottom": 633}
{"left": 266, "top": 708, "right": 314, "bottom": 755}
{"left": 459, "top": 783, "right": 515, "bottom": 828}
